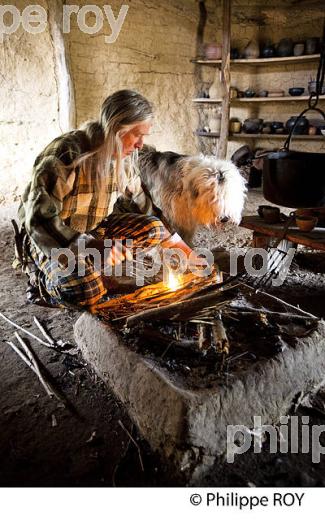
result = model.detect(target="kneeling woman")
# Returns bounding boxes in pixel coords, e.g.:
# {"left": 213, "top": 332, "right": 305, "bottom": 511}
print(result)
{"left": 16, "top": 90, "right": 194, "bottom": 308}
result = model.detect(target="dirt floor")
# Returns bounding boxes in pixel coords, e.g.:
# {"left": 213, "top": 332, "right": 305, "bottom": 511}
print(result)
{"left": 1, "top": 190, "right": 325, "bottom": 487}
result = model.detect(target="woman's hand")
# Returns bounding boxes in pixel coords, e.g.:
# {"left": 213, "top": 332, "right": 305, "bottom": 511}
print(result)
{"left": 85, "top": 238, "right": 132, "bottom": 266}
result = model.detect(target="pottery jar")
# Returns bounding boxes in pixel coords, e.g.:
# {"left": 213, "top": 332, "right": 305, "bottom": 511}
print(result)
{"left": 204, "top": 43, "right": 222, "bottom": 60}
{"left": 293, "top": 42, "right": 304, "bottom": 56}
{"left": 276, "top": 38, "right": 293, "bottom": 57}
{"left": 305, "top": 37, "right": 318, "bottom": 55}
{"left": 285, "top": 115, "right": 309, "bottom": 135}
{"left": 243, "top": 40, "right": 260, "bottom": 59}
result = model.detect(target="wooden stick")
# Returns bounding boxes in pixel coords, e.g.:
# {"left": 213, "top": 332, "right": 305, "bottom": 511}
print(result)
{"left": 212, "top": 313, "right": 230, "bottom": 354}
{"left": 14, "top": 333, "right": 58, "bottom": 398}
{"left": 0, "top": 312, "right": 51, "bottom": 347}
{"left": 227, "top": 307, "right": 318, "bottom": 322}
{"left": 255, "top": 290, "right": 319, "bottom": 320}
{"left": 122, "top": 286, "right": 239, "bottom": 327}
{"left": 33, "top": 316, "right": 55, "bottom": 346}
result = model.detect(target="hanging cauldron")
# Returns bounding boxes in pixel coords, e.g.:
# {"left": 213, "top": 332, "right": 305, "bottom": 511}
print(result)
{"left": 262, "top": 106, "right": 325, "bottom": 208}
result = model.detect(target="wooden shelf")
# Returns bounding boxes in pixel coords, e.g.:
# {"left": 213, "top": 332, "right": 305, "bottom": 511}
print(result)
{"left": 196, "top": 131, "right": 325, "bottom": 140}
{"left": 194, "top": 95, "right": 325, "bottom": 104}
{"left": 232, "top": 95, "right": 325, "bottom": 102}
{"left": 230, "top": 133, "right": 325, "bottom": 140}
{"left": 191, "top": 54, "right": 320, "bottom": 66}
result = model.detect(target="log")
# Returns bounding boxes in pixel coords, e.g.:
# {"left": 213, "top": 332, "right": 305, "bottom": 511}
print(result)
{"left": 121, "top": 286, "right": 239, "bottom": 327}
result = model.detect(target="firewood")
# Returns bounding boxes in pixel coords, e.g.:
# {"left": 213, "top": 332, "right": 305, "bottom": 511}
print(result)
{"left": 212, "top": 312, "right": 230, "bottom": 355}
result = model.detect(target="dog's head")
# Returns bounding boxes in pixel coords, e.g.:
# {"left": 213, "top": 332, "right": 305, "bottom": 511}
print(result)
{"left": 180, "top": 156, "right": 247, "bottom": 226}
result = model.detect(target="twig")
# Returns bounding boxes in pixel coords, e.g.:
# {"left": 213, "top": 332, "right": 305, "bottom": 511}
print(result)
{"left": 254, "top": 290, "right": 319, "bottom": 320}
{"left": 33, "top": 317, "right": 55, "bottom": 346}
{"left": 228, "top": 305, "right": 319, "bottom": 322}
{"left": 212, "top": 313, "right": 230, "bottom": 355}
{"left": 0, "top": 312, "right": 51, "bottom": 347}
{"left": 118, "top": 420, "right": 144, "bottom": 472}
{"left": 14, "top": 332, "right": 60, "bottom": 399}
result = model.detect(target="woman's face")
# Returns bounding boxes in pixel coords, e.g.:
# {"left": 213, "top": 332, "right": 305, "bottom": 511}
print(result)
{"left": 120, "top": 121, "right": 152, "bottom": 157}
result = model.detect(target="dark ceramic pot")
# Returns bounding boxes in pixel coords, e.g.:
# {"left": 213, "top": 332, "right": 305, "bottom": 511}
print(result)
{"left": 261, "top": 44, "right": 275, "bottom": 58}
{"left": 270, "top": 121, "right": 284, "bottom": 133}
{"left": 230, "top": 48, "right": 239, "bottom": 59}
{"left": 243, "top": 118, "right": 263, "bottom": 134}
{"left": 285, "top": 116, "right": 309, "bottom": 135}
{"left": 305, "top": 37, "right": 318, "bottom": 55}
{"left": 276, "top": 38, "right": 293, "bottom": 57}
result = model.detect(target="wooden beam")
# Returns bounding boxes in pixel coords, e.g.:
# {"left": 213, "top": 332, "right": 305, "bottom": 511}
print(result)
{"left": 48, "top": 0, "right": 76, "bottom": 131}
{"left": 218, "top": 0, "right": 231, "bottom": 159}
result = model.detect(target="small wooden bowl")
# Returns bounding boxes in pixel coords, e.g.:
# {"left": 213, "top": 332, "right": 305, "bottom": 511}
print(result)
{"left": 296, "top": 216, "right": 318, "bottom": 232}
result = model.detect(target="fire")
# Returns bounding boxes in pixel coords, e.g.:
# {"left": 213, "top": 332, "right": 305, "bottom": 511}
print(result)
{"left": 166, "top": 270, "right": 181, "bottom": 291}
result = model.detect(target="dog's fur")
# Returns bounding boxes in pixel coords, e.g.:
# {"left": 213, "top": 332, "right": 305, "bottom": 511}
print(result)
{"left": 137, "top": 145, "right": 247, "bottom": 244}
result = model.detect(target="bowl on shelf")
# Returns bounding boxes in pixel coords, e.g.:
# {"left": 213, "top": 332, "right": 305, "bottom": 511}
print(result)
{"left": 243, "top": 88, "right": 256, "bottom": 98}
{"left": 270, "top": 121, "right": 284, "bottom": 133}
{"left": 296, "top": 215, "right": 318, "bottom": 232}
{"left": 321, "top": 129, "right": 325, "bottom": 136}
{"left": 288, "top": 87, "right": 305, "bottom": 96}
{"left": 268, "top": 90, "right": 285, "bottom": 97}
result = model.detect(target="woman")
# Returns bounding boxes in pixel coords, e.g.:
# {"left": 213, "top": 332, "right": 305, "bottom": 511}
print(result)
{"left": 15, "top": 90, "right": 196, "bottom": 308}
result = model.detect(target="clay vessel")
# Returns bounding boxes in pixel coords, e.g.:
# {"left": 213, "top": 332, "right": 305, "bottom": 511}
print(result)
{"left": 285, "top": 115, "right": 309, "bottom": 135}
{"left": 305, "top": 37, "right": 318, "bottom": 55}
{"left": 243, "top": 40, "right": 260, "bottom": 59}
{"left": 293, "top": 43, "right": 304, "bottom": 56}
{"left": 276, "top": 38, "right": 293, "bottom": 57}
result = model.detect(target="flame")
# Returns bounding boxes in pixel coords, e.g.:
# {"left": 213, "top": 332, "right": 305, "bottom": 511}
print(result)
{"left": 166, "top": 270, "right": 181, "bottom": 291}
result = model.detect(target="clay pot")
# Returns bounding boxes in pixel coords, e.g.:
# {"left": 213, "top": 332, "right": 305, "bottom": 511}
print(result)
{"left": 262, "top": 206, "right": 281, "bottom": 224}
{"left": 296, "top": 215, "right": 318, "bottom": 231}
{"left": 204, "top": 43, "right": 222, "bottom": 60}
{"left": 271, "top": 121, "right": 284, "bottom": 133}
{"left": 243, "top": 118, "right": 263, "bottom": 134}
{"left": 308, "top": 126, "right": 317, "bottom": 135}
{"left": 230, "top": 48, "right": 239, "bottom": 59}
{"left": 230, "top": 120, "right": 241, "bottom": 133}
{"left": 285, "top": 115, "right": 309, "bottom": 135}
{"left": 243, "top": 88, "right": 256, "bottom": 98}
{"left": 293, "top": 43, "right": 304, "bottom": 56}
{"left": 276, "top": 38, "right": 293, "bottom": 57}
{"left": 243, "top": 40, "right": 260, "bottom": 59}
{"left": 261, "top": 43, "right": 275, "bottom": 58}
{"left": 305, "top": 37, "right": 318, "bottom": 55}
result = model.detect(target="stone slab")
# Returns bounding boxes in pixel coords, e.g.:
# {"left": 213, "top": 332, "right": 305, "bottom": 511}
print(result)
{"left": 74, "top": 312, "right": 325, "bottom": 483}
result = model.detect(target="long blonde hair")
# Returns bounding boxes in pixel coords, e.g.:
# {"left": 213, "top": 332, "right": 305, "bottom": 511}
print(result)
{"left": 73, "top": 90, "right": 153, "bottom": 192}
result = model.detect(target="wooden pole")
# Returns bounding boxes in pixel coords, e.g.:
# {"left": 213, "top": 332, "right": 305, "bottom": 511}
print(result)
{"left": 218, "top": 0, "right": 231, "bottom": 159}
{"left": 48, "top": 0, "right": 76, "bottom": 131}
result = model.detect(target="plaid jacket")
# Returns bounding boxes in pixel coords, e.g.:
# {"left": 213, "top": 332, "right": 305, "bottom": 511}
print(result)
{"left": 18, "top": 130, "right": 156, "bottom": 258}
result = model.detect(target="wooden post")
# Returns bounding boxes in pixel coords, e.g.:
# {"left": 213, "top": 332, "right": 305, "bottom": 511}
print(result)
{"left": 48, "top": 0, "right": 76, "bottom": 132}
{"left": 218, "top": 0, "right": 231, "bottom": 159}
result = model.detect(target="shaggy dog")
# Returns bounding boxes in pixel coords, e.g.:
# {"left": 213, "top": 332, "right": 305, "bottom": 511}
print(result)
{"left": 137, "top": 145, "right": 247, "bottom": 244}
